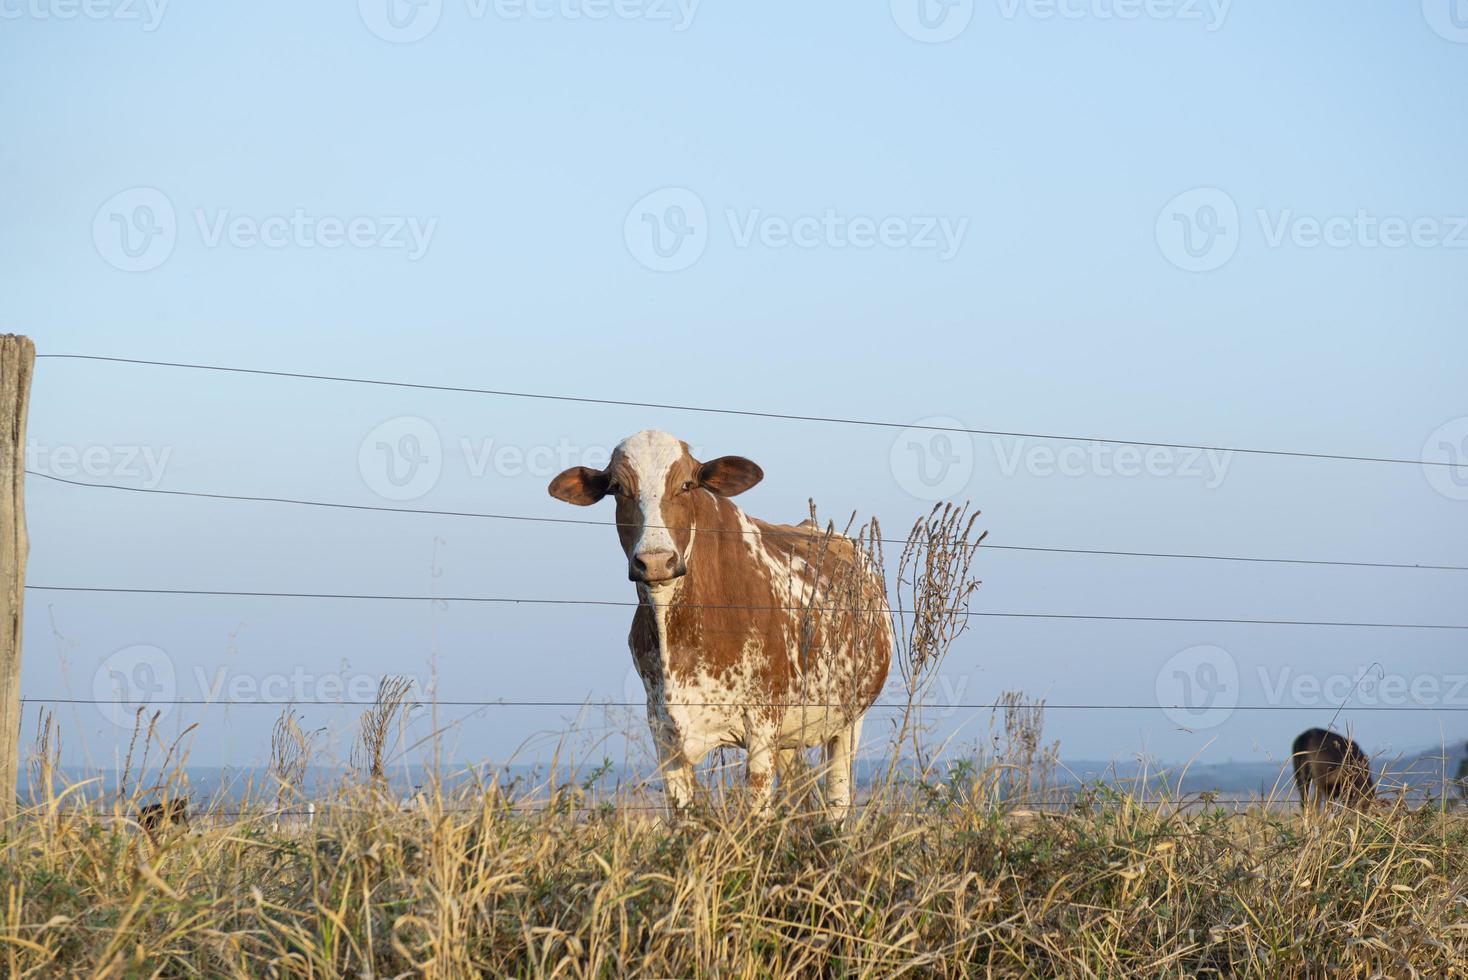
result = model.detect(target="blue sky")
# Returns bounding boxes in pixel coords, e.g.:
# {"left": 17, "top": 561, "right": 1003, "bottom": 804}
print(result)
{"left": 1, "top": 0, "right": 1465, "bottom": 778}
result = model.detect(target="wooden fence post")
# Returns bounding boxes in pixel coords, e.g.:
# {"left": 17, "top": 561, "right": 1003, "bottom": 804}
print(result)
{"left": 0, "top": 335, "right": 33, "bottom": 821}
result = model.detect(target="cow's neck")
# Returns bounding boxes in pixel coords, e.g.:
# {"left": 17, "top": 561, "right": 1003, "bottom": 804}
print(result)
{"left": 636, "top": 497, "right": 696, "bottom": 670}
{"left": 637, "top": 492, "right": 761, "bottom": 677}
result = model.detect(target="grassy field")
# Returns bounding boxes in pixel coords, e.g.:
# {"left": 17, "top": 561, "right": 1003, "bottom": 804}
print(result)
{"left": 6, "top": 511, "right": 1461, "bottom": 977}
{"left": 1, "top": 776, "right": 1465, "bottom": 978}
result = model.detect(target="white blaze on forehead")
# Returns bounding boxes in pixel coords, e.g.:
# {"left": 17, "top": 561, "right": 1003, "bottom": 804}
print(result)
{"left": 618, "top": 429, "right": 686, "bottom": 556}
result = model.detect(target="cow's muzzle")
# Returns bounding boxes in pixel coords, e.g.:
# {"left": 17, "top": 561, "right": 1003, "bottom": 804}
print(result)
{"left": 630, "top": 549, "right": 686, "bottom": 583}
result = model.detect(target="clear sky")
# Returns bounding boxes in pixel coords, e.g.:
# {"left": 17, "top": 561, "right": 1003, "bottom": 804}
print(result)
{"left": 1, "top": 1, "right": 1465, "bottom": 778}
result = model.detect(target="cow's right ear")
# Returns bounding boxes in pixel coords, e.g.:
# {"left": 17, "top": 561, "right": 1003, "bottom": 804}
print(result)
{"left": 548, "top": 466, "right": 611, "bottom": 506}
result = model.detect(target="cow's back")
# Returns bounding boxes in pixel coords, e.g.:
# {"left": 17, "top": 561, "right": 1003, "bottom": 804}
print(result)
{"left": 753, "top": 517, "right": 893, "bottom": 710}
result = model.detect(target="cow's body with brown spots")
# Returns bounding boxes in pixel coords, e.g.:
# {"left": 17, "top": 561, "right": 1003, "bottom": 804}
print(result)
{"left": 551, "top": 429, "right": 892, "bottom": 814}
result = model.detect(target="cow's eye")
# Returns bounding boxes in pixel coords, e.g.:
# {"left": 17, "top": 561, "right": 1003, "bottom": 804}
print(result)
{"left": 605, "top": 480, "right": 624, "bottom": 496}
{"left": 679, "top": 480, "right": 696, "bottom": 494}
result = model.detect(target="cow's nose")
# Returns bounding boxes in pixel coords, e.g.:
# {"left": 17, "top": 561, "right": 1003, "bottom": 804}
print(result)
{"left": 631, "top": 549, "right": 684, "bottom": 583}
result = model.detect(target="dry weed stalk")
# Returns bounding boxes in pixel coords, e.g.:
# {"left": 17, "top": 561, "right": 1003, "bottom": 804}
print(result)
{"left": 116, "top": 706, "right": 153, "bottom": 803}
{"left": 993, "top": 690, "right": 1059, "bottom": 805}
{"left": 353, "top": 675, "right": 418, "bottom": 793}
{"left": 889, "top": 501, "right": 986, "bottom": 776}
{"left": 26, "top": 706, "right": 60, "bottom": 805}
{"left": 270, "top": 708, "right": 319, "bottom": 808}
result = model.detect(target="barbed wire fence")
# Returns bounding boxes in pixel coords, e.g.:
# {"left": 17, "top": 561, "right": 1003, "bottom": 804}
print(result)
{"left": 11, "top": 348, "right": 1468, "bottom": 816}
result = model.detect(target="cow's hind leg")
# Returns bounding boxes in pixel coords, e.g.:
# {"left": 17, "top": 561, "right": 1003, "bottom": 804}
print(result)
{"left": 823, "top": 716, "right": 863, "bottom": 821}
{"left": 776, "top": 747, "right": 803, "bottom": 804}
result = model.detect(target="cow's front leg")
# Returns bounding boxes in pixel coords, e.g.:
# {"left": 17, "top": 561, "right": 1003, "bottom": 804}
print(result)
{"left": 650, "top": 721, "right": 697, "bottom": 814}
{"left": 664, "top": 758, "right": 697, "bottom": 813}
{"left": 744, "top": 721, "right": 779, "bottom": 812}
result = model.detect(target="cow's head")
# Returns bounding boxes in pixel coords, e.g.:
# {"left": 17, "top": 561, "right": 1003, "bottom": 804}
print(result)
{"left": 548, "top": 429, "right": 763, "bottom": 584}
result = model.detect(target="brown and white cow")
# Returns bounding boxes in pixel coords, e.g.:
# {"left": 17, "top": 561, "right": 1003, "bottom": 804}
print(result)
{"left": 549, "top": 429, "right": 892, "bottom": 815}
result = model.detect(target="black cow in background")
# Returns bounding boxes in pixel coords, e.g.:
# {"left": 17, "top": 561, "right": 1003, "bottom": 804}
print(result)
{"left": 1291, "top": 728, "right": 1375, "bottom": 809}
{"left": 137, "top": 798, "right": 190, "bottom": 842}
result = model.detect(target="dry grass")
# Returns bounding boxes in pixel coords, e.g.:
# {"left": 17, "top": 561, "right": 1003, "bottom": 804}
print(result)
{"left": 0, "top": 772, "right": 1463, "bottom": 978}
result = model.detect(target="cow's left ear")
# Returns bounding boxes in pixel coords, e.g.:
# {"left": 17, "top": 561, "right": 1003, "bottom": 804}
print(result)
{"left": 698, "top": 456, "right": 763, "bottom": 496}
